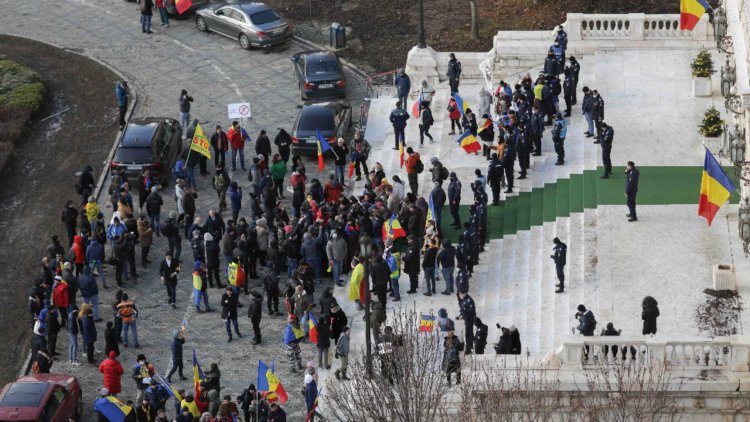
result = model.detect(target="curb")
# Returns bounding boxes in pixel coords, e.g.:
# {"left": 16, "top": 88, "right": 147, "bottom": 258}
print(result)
{"left": 5, "top": 33, "right": 138, "bottom": 379}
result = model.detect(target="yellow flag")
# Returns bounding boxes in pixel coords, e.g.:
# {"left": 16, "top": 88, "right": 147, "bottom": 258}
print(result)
{"left": 190, "top": 123, "right": 212, "bottom": 159}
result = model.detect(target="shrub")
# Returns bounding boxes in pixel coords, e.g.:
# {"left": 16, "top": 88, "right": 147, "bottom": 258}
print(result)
{"left": 698, "top": 105, "right": 724, "bottom": 138}
{"left": 0, "top": 60, "right": 45, "bottom": 114}
{"left": 691, "top": 49, "right": 715, "bottom": 78}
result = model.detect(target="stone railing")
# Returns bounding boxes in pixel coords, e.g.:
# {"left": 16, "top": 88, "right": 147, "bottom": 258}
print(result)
{"left": 554, "top": 337, "right": 750, "bottom": 371}
{"left": 566, "top": 12, "right": 708, "bottom": 42}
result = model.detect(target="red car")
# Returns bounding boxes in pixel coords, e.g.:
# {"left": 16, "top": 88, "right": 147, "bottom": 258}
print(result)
{"left": 0, "top": 374, "right": 82, "bottom": 422}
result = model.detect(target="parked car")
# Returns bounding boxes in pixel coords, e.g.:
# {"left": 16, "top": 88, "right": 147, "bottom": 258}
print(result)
{"left": 195, "top": 1, "right": 293, "bottom": 49}
{"left": 165, "top": 0, "right": 210, "bottom": 15}
{"left": 0, "top": 374, "right": 82, "bottom": 422}
{"left": 290, "top": 100, "right": 352, "bottom": 157}
{"left": 111, "top": 117, "right": 183, "bottom": 184}
{"left": 292, "top": 50, "right": 347, "bottom": 100}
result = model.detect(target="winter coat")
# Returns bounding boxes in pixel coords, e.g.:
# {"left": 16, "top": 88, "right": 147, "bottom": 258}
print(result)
{"left": 85, "top": 239, "right": 105, "bottom": 264}
{"left": 329, "top": 309, "right": 348, "bottom": 339}
{"left": 431, "top": 186, "right": 446, "bottom": 209}
{"left": 256, "top": 133, "right": 273, "bottom": 158}
{"left": 316, "top": 322, "right": 331, "bottom": 349}
{"left": 402, "top": 241, "right": 421, "bottom": 275}
{"left": 99, "top": 356, "right": 124, "bottom": 394}
{"left": 221, "top": 293, "right": 239, "bottom": 320}
{"left": 248, "top": 292, "right": 263, "bottom": 321}
{"left": 145, "top": 191, "right": 163, "bottom": 215}
{"left": 642, "top": 302, "right": 660, "bottom": 335}
{"left": 53, "top": 282, "right": 70, "bottom": 309}
{"left": 389, "top": 107, "right": 409, "bottom": 129}
{"left": 137, "top": 220, "right": 153, "bottom": 248}
{"left": 394, "top": 73, "right": 411, "bottom": 97}
{"left": 105, "top": 326, "right": 119, "bottom": 357}
{"left": 205, "top": 240, "right": 221, "bottom": 267}
{"left": 325, "top": 237, "right": 347, "bottom": 262}
{"left": 82, "top": 314, "right": 97, "bottom": 343}
{"left": 229, "top": 185, "right": 242, "bottom": 213}
{"left": 270, "top": 161, "right": 287, "bottom": 181}
{"left": 577, "top": 310, "right": 596, "bottom": 336}
{"left": 78, "top": 266, "right": 98, "bottom": 298}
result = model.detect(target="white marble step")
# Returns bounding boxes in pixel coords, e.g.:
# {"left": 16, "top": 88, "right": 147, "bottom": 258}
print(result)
{"left": 498, "top": 234, "right": 518, "bottom": 327}
{"left": 510, "top": 230, "right": 530, "bottom": 354}
{"left": 525, "top": 224, "right": 544, "bottom": 356}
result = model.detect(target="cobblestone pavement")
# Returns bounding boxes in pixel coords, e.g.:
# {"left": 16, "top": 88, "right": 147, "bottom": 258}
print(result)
{"left": 1, "top": 1, "right": 367, "bottom": 419}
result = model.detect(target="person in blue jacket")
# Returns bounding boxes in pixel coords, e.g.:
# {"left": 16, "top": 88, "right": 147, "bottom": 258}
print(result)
{"left": 115, "top": 81, "right": 129, "bottom": 130}
{"left": 394, "top": 68, "right": 411, "bottom": 110}
{"left": 552, "top": 113, "right": 568, "bottom": 165}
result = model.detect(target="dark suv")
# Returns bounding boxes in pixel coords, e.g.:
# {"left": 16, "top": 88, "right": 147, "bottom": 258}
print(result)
{"left": 111, "top": 117, "right": 182, "bottom": 184}
{"left": 290, "top": 100, "right": 352, "bottom": 157}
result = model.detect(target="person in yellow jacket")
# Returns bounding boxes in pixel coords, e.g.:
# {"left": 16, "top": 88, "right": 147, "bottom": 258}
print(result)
{"left": 348, "top": 257, "right": 365, "bottom": 311}
{"left": 179, "top": 392, "right": 201, "bottom": 419}
{"left": 192, "top": 261, "right": 211, "bottom": 313}
{"left": 85, "top": 196, "right": 99, "bottom": 233}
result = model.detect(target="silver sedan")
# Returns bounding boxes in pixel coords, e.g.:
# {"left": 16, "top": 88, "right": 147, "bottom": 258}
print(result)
{"left": 195, "top": 1, "right": 293, "bottom": 49}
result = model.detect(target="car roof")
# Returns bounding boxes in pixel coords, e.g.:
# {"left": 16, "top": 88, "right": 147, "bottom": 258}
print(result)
{"left": 121, "top": 118, "right": 163, "bottom": 148}
{"left": 296, "top": 50, "right": 338, "bottom": 62}
{"left": 0, "top": 382, "right": 50, "bottom": 408}
{"left": 299, "top": 104, "right": 335, "bottom": 120}
{"left": 237, "top": 2, "right": 271, "bottom": 14}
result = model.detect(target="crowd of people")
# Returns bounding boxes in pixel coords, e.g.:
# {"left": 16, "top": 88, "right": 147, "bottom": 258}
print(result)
{"left": 21, "top": 19, "right": 661, "bottom": 422}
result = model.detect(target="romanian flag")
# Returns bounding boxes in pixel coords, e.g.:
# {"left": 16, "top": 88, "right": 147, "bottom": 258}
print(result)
{"left": 190, "top": 123, "right": 212, "bottom": 159}
{"left": 426, "top": 192, "right": 437, "bottom": 224}
{"left": 316, "top": 129, "right": 332, "bottom": 172}
{"left": 154, "top": 373, "right": 183, "bottom": 402}
{"left": 419, "top": 314, "right": 435, "bottom": 332}
{"left": 412, "top": 93, "right": 423, "bottom": 118}
{"left": 453, "top": 93, "right": 470, "bottom": 118}
{"left": 348, "top": 161, "right": 355, "bottom": 179}
{"left": 94, "top": 396, "right": 133, "bottom": 422}
{"left": 308, "top": 312, "right": 319, "bottom": 345}
{"left": 477, "top": 117, "right": 492, "bottom": 135}
{"left": 192, "top": 349, "right": 208, "bottom": 412}
{"left": 382, "top": 214, "right": 406, "bottom": 242}
{"left": 399, "top": 141, "right": 405, "bottom": 168}
{"left": 258, "top": 360, "right": 288, "bottom": 404}
{"left": 680, "top": 0, "right": 710, "bottom": 30}
{"left": 284, "top": 321, "right": 306, "bottom": 344}
{"left": 699, "top": 148, "right": 735, "bottom": 226}
{"left": 175, "top": 0, "right": 193, "bottom": 14}
{"left": 457, "top": 130, "right": 481, "bottom": 153}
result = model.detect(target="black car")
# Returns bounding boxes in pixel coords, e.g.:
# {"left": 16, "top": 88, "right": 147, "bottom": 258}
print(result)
{"left": 290, "top": 100, "right": 352, "bottom": 157}
{"left": 111, "top": 117, "right": 183, "bottom": 184}
{"left": 292, "top": 50, "right": 347, "bottom": 100}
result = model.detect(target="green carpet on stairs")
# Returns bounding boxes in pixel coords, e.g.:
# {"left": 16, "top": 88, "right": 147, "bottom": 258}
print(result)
{"left": 441, "top": 165, "right": 740, "bottom": 244}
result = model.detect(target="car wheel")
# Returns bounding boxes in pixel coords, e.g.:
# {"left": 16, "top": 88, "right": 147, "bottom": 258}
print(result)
{"left": 73, "top": 393, "right": 82, "bottom": 421}
{"left": 196, "top": 16, "right": 208, "bottom": 32}
{"left": 239, "top": 34, "right": 251, "bottom": 50}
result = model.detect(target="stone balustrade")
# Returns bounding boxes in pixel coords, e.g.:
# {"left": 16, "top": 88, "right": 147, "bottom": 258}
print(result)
{"left": 565, "top": 13, "right": 707, "bottom": 42}
{"left": 554, "top": 337, "right": 750, "bottom": 372}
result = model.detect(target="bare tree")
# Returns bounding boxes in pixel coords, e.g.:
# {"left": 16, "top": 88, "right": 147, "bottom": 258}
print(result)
{"left": 469, "top": 0, "right": 479, "bottom": 40}
{"left": 457, "top": 358, "right": 564, "bottom": 422}
{"left": 575, "top": 362, "right": 685, "bottom": 422}
{"left": 324, "top": 308, "right": 450, "bottom": 421}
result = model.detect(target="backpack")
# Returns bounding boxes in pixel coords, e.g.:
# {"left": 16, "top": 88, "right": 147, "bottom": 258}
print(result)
{"left": 160, "top": 221, "right": 174, "bottom": 237}
{"left": 415, "top": 159, "right": 424, "bottom": 174}
{"left": 440, "top": 166, "right": 449, "bottom": 180}
{"left": 214, "top": 174, "right": 228, "bottom": 191}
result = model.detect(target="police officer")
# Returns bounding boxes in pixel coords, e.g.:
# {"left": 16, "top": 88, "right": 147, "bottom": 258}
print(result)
{"left": 447, "top": 53, "right": 462, "bottom": 94}
{"left": 625, "top": 161, "right": 640, "bottom": 222}
{"left": 563, "top": 68, "right": 574, "bottom": 117}
{"left": 487, "top": 153, "right": 503, "bottom": 205}
{"left": 551, "top": 238, "right": 567, "bottom": 293}
{"left": 389, "top": 101, "right": 409, "bottom": 150}
{"left": 474, "top": 196, "right": 487, "bottom": 249}
{"left": 529, "top": 107, "right": 545, "bottom": 156}
{"left": 516, "top": 125, "right": 530, "bottom": 180}
{"left": 457, "top": 290, "right": 476, "bottom": 354}
{"left": 600, "top": 122, "right": 614, "bottom": 178}
{"left": 568, "top": 57, "right": 580, "bottom": 104}
{"left": 447, "top": 172, "right": 462, "bottom": 228}
{"left": 502, "top": 131, "right": 516, "bottom": 194}
{"left": 552, "top": 113, "right": 568, "bottom": 166}
{"left": 592, "top": 90, "right": 605, "bottom": 142}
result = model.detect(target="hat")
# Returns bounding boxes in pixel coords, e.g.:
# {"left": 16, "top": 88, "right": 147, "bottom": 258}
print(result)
{"left": 406, "top": 147, "right": 414, "bottom": 154}
{"left": 137, "top": 354, "right": 147, "bottom": 361}
{"left": 449, "top": 172, "right": 457, "bottom": 179}
{"left": 54, "top": 275, "right": 62, "bottom": 281}
{"left": 169, "top": 210, "right": 178, "bottom": 219}
{"left": 577, "top": 304, "right": 586, "bottom": 312}
{"left": 194, "top": 261, "right": 203, "bottom": 271}
{"left": 304, "top": 374, "right": 314, "bottom": 384}
{"left": 109, "top": 351, "right": 117, "bottom": 359}
{"left": 438, "top": 308, "right": 447, "bottom": 318}
{"left": 430, "top": 157, "right": 438, "bottom": 164}
{"left": 88, "top": 196, "right": 96, "bottom": 202}
{"left": 101, "top": 387, "right": 110, "bottom": 396}
{"left": 204, "top": 233, "right": 213, "bottom": 242}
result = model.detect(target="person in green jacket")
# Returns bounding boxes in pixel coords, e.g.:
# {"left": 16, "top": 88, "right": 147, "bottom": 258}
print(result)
{"left": 270, "top": 154, "right": 287, "bottom": 199}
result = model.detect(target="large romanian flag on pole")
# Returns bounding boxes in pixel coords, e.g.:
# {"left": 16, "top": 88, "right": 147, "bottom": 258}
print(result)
{"left": 316, "top": 129, "right": 332, "bottom": 172}
{"left": 680, "top": 0, "right": 710, "bottom": 30}
{"left": 190, "top": 123, "right": 212, "bottom": 159}
{"left": 699, "top": 148, "right": 735, "bottom": 226}
{"left": 382, "top": 214, "right": 406, "bottom": 242}
{"left": 258, "top": 360, "right": 288, "bottom": 404}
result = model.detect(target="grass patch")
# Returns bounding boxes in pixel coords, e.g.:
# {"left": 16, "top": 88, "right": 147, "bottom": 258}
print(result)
{"left": 0, "top": 60, "right": 45, "bottom": 113}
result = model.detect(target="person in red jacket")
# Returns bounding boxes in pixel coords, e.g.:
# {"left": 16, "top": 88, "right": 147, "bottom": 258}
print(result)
{"left": 52, "top": 275, "right": 70, "bottom": 324}
{"left": 447, "top": 95, "right": 462, "bottom": 135}
{"left": 227, "top": 121, "right": 248, "bottom": 172}
{"left": 71, "top": 235, "right": 86, "bottom": 277}
{"left": 323, "top": 174, "right": 343, "bottom": 203}
{"left": 99, "top": 351, "right": 125, "bottom": 395}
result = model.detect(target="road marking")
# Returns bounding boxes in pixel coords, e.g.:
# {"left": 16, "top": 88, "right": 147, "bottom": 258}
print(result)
{"left": 173, "top": 39, "right": 196, "bottom": 53}
{"left": 209, "top": 61, "right": 244, "bottom": 99}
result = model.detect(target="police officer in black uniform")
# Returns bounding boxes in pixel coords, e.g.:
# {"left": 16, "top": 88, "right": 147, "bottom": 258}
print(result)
{"left": 625, "top": 161, "right": 640, "bottom": 222}
{"left": 600, "top": 122, "right": 614, "bottom": 179}
{"left": 502, "top": 130, "right": 516, "bottom": 193}
{"left": 551, "top": 237, "right": 567, "bottom": 293}
{"left": 516, "top": 125, "right": 530, "bottom": 180}
{"left": 592, "top": 90, "right": 605, "bottom": 142}
{"left": 487, "top": 153, "right": 504, "bottom": 205}
{"left": 568, "top": 57, "right": 580, "bottom": 104}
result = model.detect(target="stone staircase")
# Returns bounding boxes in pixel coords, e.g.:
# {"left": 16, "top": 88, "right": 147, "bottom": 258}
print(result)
{"left": 342, "top": 52, "right": 611, "bottom": 359}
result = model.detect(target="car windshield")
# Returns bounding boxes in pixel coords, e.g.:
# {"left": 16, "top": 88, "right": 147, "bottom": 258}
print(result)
{"left": 250, "top": 10, "right": 279, "bottom": 25}
{"left": 306, "top": 60, "right": 339, "bottom": 76}
{"left": 0, "top": 383, "right": 47, "bottom": 407}
{"left": 298, "top": 107, "right": 335, "bottom": 132}
{"left": 115, "top": 147, "right": 153, "bottom": 163}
